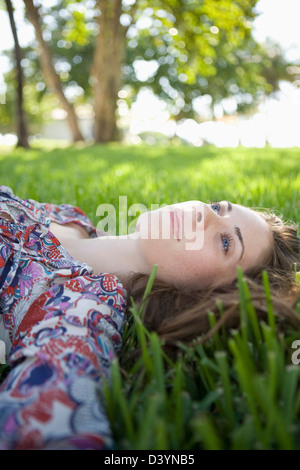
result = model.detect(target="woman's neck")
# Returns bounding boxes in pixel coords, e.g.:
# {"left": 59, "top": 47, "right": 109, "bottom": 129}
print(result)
{"left": 61, "top": 234, "right": 150, "bottom": 284}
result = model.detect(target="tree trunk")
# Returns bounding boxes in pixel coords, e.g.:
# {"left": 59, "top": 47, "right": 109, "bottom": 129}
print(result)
{"left": 23, "top": 0, "right": 84, "bottom": 143}
{"left": 5, "top": 0, "right": 29, "bottom": 148}
{"left": 92, "top": 0, "right": 126, "bottom": 143}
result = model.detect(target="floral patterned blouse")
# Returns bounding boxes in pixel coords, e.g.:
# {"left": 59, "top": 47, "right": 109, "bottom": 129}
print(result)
{"left": 0, "top": 185, "right": 127, "bottom": 450}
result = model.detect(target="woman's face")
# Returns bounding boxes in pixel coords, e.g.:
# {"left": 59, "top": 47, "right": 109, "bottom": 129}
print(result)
{"left": 135, "top": 200, "right": 272, "bottom": 289}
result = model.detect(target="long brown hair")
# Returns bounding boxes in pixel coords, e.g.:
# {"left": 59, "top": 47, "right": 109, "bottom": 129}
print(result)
{"left": 124, "top": 211, "right": 300, "bottom": 352}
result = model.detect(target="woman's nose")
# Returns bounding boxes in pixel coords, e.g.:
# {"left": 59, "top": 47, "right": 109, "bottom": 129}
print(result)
{"left": 181, "top": 202, "right": 204, "bottom": 233}
{"left": 192, "top": 202, "right": 204, "bottom": 228}
{"left": 202, "top": 203, "right": 219, "bottom": 230}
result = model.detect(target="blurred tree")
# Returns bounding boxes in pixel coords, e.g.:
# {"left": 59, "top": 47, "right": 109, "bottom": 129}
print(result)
{"left": 72, "top": 0, "right": 297, "bottom": 141}
{"left": 23, "top": 0, "right": 84, "bottom": 142}
{"left": 4, "top": 0, "right": 29, "bottom": 148}
{"left": 0, "top": 62, "right": 60, "bottom": 137}
{"left": 123, "top": 0, "right": 293, "bottom": 120}
{"left": 92, "top": 0, "right": 126, "bottom": 142}
{"left": 1, "top": 0, "right": 297, "bottom": 143}
{"left": 91, "top": 0, "right": 265, "bottom": 141}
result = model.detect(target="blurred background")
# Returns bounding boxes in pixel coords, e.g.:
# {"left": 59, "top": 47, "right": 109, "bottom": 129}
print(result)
{"left": 0, "top": 0, "right": 300, "bottom": 148}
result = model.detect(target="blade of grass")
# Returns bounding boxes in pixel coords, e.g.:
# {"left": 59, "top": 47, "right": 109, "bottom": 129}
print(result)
{"left": 215, "top": 350, "right": 234, "bottom": 426}
{"left": 192, "top": 414, "right": 224, "bottom": 450}
{"left": 281, "top": 364, "right": 300, "bottom": 427}
{"left": 135, "top": 393, "right": 165, "bottom": 449}
{"left": 236, "top": 266, "right": 249, "bottom": 343}
{"left": 130, "top": 306, "right": 154, "bottom": 375}
{"left": 208, "top": 311, "right": 222, "bottom": 350}
{"left": 125, "top": 265, "right": 158, "bottom": 351}
{"left": 110, "top": 358, "right": 135, "bottom": 443}
{"left": 229, "top": 335, "right": 264, "bottom": 441}
{"left": 170, "top": 359, "right": 184, "bottom": 446}
{"left": 253, "top": 375, "right": 294, "bottom": 449}
{"left": 149, "top": 332, "right": 166, "bottom": 399}
{"left": 262, "top": 270, "right": 276, "bottom": 334}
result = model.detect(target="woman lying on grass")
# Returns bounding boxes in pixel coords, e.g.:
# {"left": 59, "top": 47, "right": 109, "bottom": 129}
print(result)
{"left": 0, "top": 185, "right": 299, "bottom": 449}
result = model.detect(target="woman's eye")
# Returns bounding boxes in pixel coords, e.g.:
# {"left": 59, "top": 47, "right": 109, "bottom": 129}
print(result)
{"left": 221, "top": 234, "right": 233, "bottom": 254}
{"left": 222, "top": 236, "right": 229, "bottom": 252}
{"left": 211, "top": 202, "right": 221, "bottom": 214}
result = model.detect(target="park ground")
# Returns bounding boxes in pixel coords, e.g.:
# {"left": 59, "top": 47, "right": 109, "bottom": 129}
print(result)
{"left": 0, "top": 142, "right": 300, "bottom": 450}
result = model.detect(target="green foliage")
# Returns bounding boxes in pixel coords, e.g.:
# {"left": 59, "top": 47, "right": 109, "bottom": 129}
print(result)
{"left": 0, "top": 0, "right": 293, "bottom": 132}
{"left": 0, "top": 142, "right": 298, "bottom": 223}
{"left": 0, "top": 143, "right": 299, "bottom": 449}
{"left": 107, "top": 262, "right": 300, "bottom": 450}
{"left": 125, "top": 0, "right": 290, "bottom": 120}
{"left": 0, "top": 58, "right": 58, "bottom": 135}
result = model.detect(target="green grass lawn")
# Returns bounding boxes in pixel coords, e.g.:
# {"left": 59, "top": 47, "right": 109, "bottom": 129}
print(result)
{"left": 0, "top": 142, "right": 300, "bottom": 449}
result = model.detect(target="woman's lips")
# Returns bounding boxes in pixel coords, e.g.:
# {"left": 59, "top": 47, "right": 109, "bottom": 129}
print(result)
{"left": 170, "top": 209, "right": 181, "bottom": 241}
{"left": 170, "top": 207, "right": 202, "bottom": 241}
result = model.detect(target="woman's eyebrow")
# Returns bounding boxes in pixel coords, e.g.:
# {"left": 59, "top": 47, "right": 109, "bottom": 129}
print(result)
{"left": 235, "top": 226, "right": 245, "bottom": 260}
{"left": 225, "top": 202, "right": 244, "bottom": 260}
{"left": 226, "top": 201, "right": 233, "bottom": 212}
